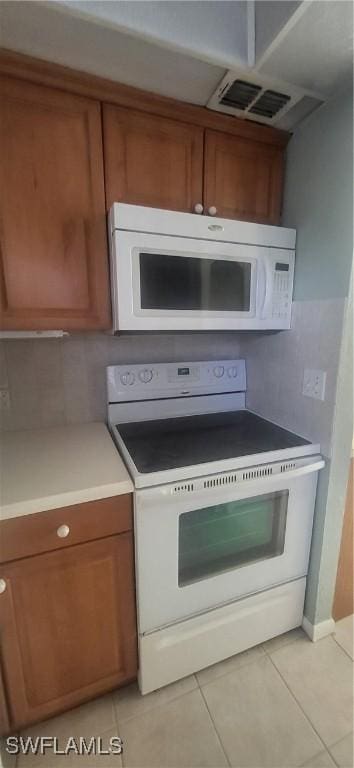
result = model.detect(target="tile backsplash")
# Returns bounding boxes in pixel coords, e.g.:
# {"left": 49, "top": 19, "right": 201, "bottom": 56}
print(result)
{"left": 243, "top": 298, "right": 345, "bottom": 458}
{"left": 0, "top": 299, "right": 344, "bottom": 460}
{"left": 0, "top": 333, "right": 241, "bottom": 432}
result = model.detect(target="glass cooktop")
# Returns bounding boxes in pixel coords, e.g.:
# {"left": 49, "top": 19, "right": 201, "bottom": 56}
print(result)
{"left": 117, "top": 410, "right": 310, "bottom": 474}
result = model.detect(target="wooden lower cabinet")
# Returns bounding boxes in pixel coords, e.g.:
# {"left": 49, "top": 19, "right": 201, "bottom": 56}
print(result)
{"left": 0, "top": 529, "right": 137, "bottom": 734}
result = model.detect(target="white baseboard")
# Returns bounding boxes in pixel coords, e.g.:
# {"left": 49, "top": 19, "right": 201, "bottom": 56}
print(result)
{"left": 302, "top": 616, "right": 336, "bottom": 641}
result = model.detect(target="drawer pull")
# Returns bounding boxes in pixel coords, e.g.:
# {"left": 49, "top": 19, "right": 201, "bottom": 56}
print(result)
{"left": 208, "top": 206, "right": 217, "bottom": 216}
{"left": 194, "top": 203, "right": 203, "bottom": 214}
{"left": 0, "top": 579, "right": 6, "bottom": 594}
{"left": 57, "top": 524, "right": 70, "bottom": 538}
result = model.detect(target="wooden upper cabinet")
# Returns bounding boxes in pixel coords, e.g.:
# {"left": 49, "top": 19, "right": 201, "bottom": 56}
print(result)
{"left": 103, "top": 105, "right": 204, "bottom": 213}
{"left": 204, "top": 129, "right": 284, "bottom": 225}
{"left": 0, "top": 533, "right": 137, "bottom": 731}
{"left": 0, "top": 77, "right": 111, "bottom": 330}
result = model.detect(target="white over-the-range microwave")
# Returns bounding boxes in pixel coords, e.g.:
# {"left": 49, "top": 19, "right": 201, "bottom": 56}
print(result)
{"left": 109, "top": 203, "right": 296, "bottom": 332}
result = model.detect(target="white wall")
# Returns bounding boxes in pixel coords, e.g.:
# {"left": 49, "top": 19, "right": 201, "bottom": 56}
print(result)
{"left": 54, "top": 0, "right": 248, "bottom": 69}
{"left": 242, "top": 85, "right": 353, "bottom": 626}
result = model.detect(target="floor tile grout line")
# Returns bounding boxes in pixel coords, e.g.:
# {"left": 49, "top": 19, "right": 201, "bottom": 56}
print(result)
{"left": 111, "top": 692, "right": 125, "bottom": 767}
{"left": 326, "top": 731, "right": 354, "bottom": 768}
{"left": 299, "top": 746, "right": 335, "bottom": 767}
{"left": 113, "top": 678, "right": 199, "bottom": 725}
{"left": 262, "top": 635, "right": 305, "bottom": 657}
{"left": 195, "top": 647, "right": 267, "bottom": 689}
{"left": 198, "top": 684, "right": 232, "bottom": 768}
{"left": 332, "top": 635, "right": 354, "bottom": 662}
{"left": 194, "top": 633, "right": 303, "bottom": 691}
{"left": 328, "top": 731, "right": 354, "bottom": 750}
{"left": 115, "top": 681, "right": 230, "bottom": 768}
{"left": 266, "top": 653, "right": 337, "bottom": 758}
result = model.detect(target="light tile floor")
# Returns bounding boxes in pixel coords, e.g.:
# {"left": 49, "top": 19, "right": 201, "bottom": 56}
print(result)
{"left": 7, "top": 618, "right": 354, "bottom": 768}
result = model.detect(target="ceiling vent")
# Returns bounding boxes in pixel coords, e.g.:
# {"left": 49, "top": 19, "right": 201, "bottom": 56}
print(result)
{"left": 207, "top": 70, "right": 324, "bottom": 129}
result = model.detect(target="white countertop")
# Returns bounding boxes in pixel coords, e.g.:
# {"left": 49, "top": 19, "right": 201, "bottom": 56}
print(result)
{"left": 0, "top": 422, "right": 133, "bottom": 521}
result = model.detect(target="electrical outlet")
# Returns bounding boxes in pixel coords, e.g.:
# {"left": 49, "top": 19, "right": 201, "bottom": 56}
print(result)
{"left": 0, "top": 389, "right": 11, "bottom": 411}
{"left": 303, "top": 369, "right": 327, "bottom": 400}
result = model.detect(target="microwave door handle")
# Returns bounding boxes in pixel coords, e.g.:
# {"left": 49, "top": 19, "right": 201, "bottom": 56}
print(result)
{"left": 259, "top": 258, "right": 267, "bottom": 316}
{"left": 260, "top": 253, "right": 273, "bottom": 318}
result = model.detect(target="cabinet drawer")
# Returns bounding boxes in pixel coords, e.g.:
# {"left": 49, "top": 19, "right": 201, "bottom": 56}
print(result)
{"left": 0, "top": 495, "right": 133, "bottom": 564}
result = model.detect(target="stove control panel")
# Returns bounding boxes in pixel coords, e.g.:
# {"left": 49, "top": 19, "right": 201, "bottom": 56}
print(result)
{"left": 107, "top": 360, "right": 246, "bottom": 402}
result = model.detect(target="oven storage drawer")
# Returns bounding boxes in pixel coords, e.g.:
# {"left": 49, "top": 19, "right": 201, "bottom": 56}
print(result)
{"left": 0, "top": 495, "right": 133, "bottom": 564}
{"left": 139, "top": 579, "right": 306, "bottom": 694}
{"left": 135, "top": 457, "right": 323, "bottom": 634}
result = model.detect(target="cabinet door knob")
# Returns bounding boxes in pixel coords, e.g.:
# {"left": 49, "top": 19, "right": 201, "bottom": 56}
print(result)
{"left": 0, "top": 579, "right": 6, "bottom": 594}
{"left": 194, "top": 203, "right": 203, "bottom": 214}
{"left": 57, "top": 524, "right": 70, "bottom": 538}
{"left": 208, "top": 206, "right": 217, "bottom": 216}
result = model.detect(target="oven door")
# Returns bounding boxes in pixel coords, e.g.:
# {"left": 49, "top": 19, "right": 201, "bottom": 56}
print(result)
{"left": 135, "top": 458, "right": 323, "bottom": 634}
{"left": 111, "top": 230, "right": 267, "bottom": 331}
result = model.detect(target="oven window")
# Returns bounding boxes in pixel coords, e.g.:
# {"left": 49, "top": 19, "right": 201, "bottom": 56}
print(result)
{"left": 178, "top": 491, "right": 288, "bottom": 586}
{"left": 139, "top": 252, "right": 251, "bottom": 311}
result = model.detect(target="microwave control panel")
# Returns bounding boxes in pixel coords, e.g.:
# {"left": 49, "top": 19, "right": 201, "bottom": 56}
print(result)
{"left": 270, "top": 253, "right": 294, "bottom": 321}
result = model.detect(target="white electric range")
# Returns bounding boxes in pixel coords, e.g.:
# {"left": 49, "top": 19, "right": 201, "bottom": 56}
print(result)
{"left": 107, "top": 359, "right": 324, "bottom": 694}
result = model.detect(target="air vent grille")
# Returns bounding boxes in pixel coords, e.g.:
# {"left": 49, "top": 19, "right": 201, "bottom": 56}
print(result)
{"left": 172, "top": 483, "right": 195, "bottom": 494}
{"left": 221, "top": 79, "right": 262, "bottom": 110}
{"left": 242, "top": 467, "right": 273, "bottom": 481}
{"left": 204, "top": 474, "right": 237, "bottom": 489}
{"left": 221, "top": 80, "right": 291, "bottom": 119}
{"left": 208, "top": 68, "right": 324, "bottom": 128}
{"left": 280, "top": 462, "right": 296, "bottom": 473}
{"left": 249, "top": 89, "right": 291, "bottom": 118}
{"left": 171, "top": 459, "right": 300, "bottom": 496}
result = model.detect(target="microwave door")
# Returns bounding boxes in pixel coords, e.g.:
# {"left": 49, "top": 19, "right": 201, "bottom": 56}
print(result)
{"left": 114, "top": 231, "right": 262, "bottom": 330}
{"left": 137, "top": 252, "right": 254, "bottom": 314}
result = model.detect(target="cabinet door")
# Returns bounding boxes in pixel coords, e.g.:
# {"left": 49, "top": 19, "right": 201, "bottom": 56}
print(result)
{"left": 204, "top": 129, "right": 284, "bottom": 224}
{"left": 103, "top": 105, "right": 203, "bottom": 213}
{"left": 0, "top": 77, "right": 111, "bottom": 330}
{"left": 0, "top": 534, "right": 137, "bottom": 732}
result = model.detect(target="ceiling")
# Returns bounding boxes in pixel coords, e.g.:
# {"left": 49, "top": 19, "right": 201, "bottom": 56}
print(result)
{"left": 0, "top": 0, "right": 352, "bottom": 127}
{"left": 257, "top": 1, "right": 354, "bottom": 96}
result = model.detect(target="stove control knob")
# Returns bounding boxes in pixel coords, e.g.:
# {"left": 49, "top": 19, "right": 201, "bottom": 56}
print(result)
{"left": 213, "top": 365, "right": 225, "bottom": 378}
{"left": 120, "top": 372, "right": 135, "bottom": 386}
{"left": 139, "top": 369, "right": 153, "bottom": 383}
{"left": 227, "top": 366, "right": 238, "bottom": 378}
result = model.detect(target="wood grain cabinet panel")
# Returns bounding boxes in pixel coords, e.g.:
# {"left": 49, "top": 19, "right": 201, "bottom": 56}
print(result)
{"left": 0, "top": 494, "right": 133, "bottom": 564}
{"left": 333, "top": 459, "right": 354, "bottom": 621}
{"left": 0, "top": 533, "right": 137, "bottom": 733}
{"left": 0, "top": 76, "right": 111, "bottom": 330}
{"left": 103, "top": 105, "right": 204, "bottom": 213}
{"left": 0, "top": 665, "right": 10, "bottom": 737}
{"left": 204, "top": 129, "right": 284, "bottom": 224}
